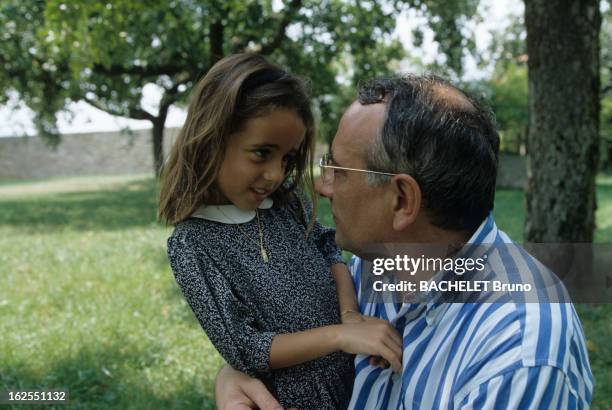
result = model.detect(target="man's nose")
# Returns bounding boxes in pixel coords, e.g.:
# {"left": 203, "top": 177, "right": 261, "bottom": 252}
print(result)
{"left": 315, "top": 177, "right": 333, "bottom": 198}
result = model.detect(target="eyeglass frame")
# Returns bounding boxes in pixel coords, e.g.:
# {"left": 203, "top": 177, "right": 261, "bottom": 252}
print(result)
{"left": 318, "top": 153, "right": 398, "bottom": 184}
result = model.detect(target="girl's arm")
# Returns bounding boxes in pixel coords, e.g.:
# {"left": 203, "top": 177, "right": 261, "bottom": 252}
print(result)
{"left": 291, "top": 192, "right": 363, "bottom": 323}
{"left": 168, "top": 233, "right": 276, "bottom": 377}
{"left": 269, "top": 317, "right": 403, "bottom": 373}
{"left": 170, "top": 230, "right": 402, "bottom": 376}
{"left": 331, "top": 263, "right": 364, "bottom": 324}
{"left": 270, "top": 262, "right": 402, "bottom": 372}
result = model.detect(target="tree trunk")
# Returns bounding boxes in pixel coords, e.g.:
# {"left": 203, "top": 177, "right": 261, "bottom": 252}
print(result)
{"left": 152, "top": 105, "right": 169, "bottom": 177}
{"left": 152, "top": 122, "right": 163, "bottom": 177}
{"left": 524, "top": 0, "right": 601, "bottom": 242}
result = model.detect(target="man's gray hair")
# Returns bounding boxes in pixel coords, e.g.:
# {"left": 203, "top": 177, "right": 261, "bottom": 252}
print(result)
{"left": 357, "top": 74, "right": 499, "bottom": 232}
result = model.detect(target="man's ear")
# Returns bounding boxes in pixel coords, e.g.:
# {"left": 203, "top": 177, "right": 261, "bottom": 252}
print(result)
{"left": 391, "top": 174, "right": 421, "bottom": 231}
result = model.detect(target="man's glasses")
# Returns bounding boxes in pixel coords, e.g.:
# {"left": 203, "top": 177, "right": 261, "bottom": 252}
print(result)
{"left": 318, "top": 153, "right": 398, "bottom": 184}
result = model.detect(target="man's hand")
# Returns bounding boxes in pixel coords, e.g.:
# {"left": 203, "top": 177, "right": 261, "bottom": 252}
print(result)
{"left": 215, "top": 365, "right": 284, "bottom": 410}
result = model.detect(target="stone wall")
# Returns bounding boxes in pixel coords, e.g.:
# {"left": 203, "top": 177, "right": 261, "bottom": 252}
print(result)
{"left": 0, "top": 128, "right": 180, "bottom": 180}
{"left": 0, "top": 129, "right": 527, "bottom": 189}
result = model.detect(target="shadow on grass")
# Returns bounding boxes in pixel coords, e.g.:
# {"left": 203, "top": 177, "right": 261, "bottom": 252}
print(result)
{"left": 1, "top": 174, "right": 609, "bottom": 244}
{"left": 1, "top": 340, "right": 215, "bottom": 410}
{"left": 0, "top": 179, "right": 161, "bottom": 232}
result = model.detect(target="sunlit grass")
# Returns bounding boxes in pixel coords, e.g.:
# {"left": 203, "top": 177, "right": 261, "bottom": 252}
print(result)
{"left": 596, "top": 175, "right": 612, "bottom": 242}
{"left": 0, "top": 174, "right": 610, "bottom": 409}
{"left": 0, "top": 176, "right": 223, "bottom": 409}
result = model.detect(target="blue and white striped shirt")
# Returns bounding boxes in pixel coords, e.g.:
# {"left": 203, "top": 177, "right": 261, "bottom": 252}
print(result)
{"left": 348, "top": 214, "right": 593, "bottom": 409}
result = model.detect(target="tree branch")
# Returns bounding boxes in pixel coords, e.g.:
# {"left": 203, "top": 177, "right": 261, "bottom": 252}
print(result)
{"left": 92, "top": 62, "right": 187, "bottom": 78}
{"left": 160, "top": 73, "right": 193, "bottom": 107}
{"left": 128, "top": 106, "right": 157, "bottom": 122}
{"left": 83, "top": 95, "right": 156, "bottom": 122}
{"left": 226, "top": 0, "right": 303, "bottom": 55}
{"left": 260, "top": 0, "right": 303, "bottom": 55}
{"left": 209, "top": 19, "right": 224, "bottom": 66}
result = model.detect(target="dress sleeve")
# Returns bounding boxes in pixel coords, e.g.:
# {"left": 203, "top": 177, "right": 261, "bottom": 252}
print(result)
{"left": 167, "top": 231, "right": 276, "bottom": 377}
{"left": 293, "top": 189, "right": 345, "bottom": 267}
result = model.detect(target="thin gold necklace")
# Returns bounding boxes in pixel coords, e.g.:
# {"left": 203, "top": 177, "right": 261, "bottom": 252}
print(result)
{"left": 218, "top": 208, "right": 269, "bottom": 264}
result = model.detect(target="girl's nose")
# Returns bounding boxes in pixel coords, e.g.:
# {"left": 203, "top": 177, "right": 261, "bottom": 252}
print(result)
{"left": 263, "top": 162, "right": 284, "bottom": 184}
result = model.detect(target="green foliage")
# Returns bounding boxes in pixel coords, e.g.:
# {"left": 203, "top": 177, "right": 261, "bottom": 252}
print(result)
{"left": 0, "top": 0, "right": 71, "bottom": 143}
{"left": 462, "top": 10, "right": 528, "bottom": 154}
{"left": 1, "top": 0, "right": 405, "bottom": 146}
{"left": 472, "top": 6, "right": 610, "bottom": 166}
{"left": 601, "top": 2, "right": 611, "bottom": 94}
{"left": 463, "top": 62, "right": 528, "bottom": 154}
{"left": 602, "top": 96, "right": 612, "bottom": 169}
{"left": 489, "top": 63, "right": 528, "bottom": 153}
{"left": 409, "top": 0, "right": 480, "bottom": 76}
{"left": 1, "top": 0, "right": 486, "bottom": 155}
{"left": 482, "top": 10, "right": 526, "bottom": 72}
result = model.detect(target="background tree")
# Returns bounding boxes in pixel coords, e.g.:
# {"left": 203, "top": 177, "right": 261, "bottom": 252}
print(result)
{"left": 0, "top": 0, "right": 71, "bottom": 141}
{"left": 600, "top": 3, "right": 612, "bottom": 169}
{"left": 468, "top": 11, "right": 528, "bottom": 155}
{"left": 487, "top": 63, "right": 528, "bottom": 154}
{"left": 409, "top": 0, "right": 480, "bottom": 77}
{"left": 524, "top": 0, "right": 601, "bottom": 242}
{"left": 0, "top": 0, "right": 482, "bottom": 176}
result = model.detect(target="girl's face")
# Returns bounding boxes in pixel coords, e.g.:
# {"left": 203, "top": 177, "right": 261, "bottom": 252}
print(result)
{"left": 215, "top": 108, "right": 306, "bottom": 210}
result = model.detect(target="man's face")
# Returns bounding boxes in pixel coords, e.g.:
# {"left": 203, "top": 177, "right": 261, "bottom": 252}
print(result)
{"left": 317, "top": 101, "right": 391, "bottom": 256}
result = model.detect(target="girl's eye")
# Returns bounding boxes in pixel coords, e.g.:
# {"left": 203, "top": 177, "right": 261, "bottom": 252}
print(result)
{"left": 253, "top": 149, "right": 268, "bottom": 159}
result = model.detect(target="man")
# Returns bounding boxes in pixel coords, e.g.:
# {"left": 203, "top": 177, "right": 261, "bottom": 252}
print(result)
{"left": 216, "top": 74, "right": 593, "bottom": 409}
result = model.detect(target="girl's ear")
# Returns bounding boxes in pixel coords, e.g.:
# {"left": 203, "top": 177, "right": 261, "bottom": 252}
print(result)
{"left": 391, "top": 174, "right": 421, "bottom": 231}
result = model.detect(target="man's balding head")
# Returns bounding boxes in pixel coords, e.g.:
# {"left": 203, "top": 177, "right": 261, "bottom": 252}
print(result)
{"left": 430, "top": 82, "right": 477, "bottom": 112}
{"left": 356, "top": 74, "right": 500, "bottom": 234}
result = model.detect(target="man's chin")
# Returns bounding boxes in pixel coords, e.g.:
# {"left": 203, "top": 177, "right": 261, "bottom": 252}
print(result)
{"left": 334, "top": 232, "right": 350, "bottom": 252}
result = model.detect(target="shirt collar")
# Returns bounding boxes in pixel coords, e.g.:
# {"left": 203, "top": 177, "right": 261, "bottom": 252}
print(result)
{"left": 458, "top": 211, "right": 499, "bottom": 258}
{"left": 191, "top": 198, "right": 273, "bottom": 224}
{"left": 397, "top": 212, "right": 498, "bottom": 325}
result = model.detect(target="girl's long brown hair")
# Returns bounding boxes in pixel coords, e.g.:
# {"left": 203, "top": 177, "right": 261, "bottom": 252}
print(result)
{"left": 158, "top": 53, "right": 317, "bottom": 228}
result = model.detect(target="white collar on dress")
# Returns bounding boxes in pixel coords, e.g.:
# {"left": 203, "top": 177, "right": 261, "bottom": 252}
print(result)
{"left": 191, "top": 198, "right": 273, "bottom": 224}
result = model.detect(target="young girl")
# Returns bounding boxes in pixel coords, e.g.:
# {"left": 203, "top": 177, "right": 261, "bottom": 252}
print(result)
{"left": 158, "top": 53, "right": 401, "bottom": 409}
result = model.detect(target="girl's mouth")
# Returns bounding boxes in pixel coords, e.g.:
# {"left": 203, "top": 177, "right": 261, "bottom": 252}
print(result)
{"left": 250, "top": 187, "right": 273, "bottom": 201}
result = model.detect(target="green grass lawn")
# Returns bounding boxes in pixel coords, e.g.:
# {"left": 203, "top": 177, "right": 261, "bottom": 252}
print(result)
{"left": 1, "top": 174, "right": 611, "bottom": 409}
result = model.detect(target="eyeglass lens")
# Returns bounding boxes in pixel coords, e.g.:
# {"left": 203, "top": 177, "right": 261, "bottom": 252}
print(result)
{"left": 320, "top": 154, "right": 333, "bottom": 183}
